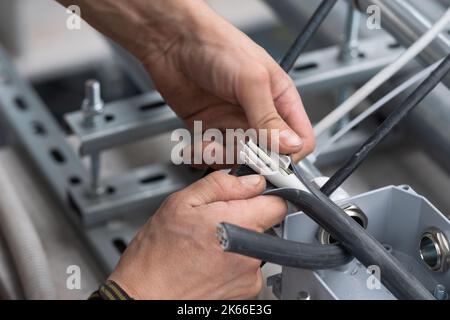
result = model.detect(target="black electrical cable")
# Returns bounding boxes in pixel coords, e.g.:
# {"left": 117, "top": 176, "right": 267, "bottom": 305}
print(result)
{"left": 231, "top": 0, "right": 338, "bottom": 177}
{"left": 220, "top": 186, "right": 434, "bottom": 300}
{"left": 321, "top": 54, "right": 450, "bottom": 196}
{"left": 218, "top": 223, "right": 351, "bottom": 269}
{"left": 279, "top": 0, "right": 339, "bottom": 72}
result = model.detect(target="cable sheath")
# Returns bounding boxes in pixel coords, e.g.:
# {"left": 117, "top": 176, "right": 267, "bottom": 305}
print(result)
{"left": 219, "top": 223, "right": 351, "bottom": 269}
{"left": 279, "top": 0, "right": 339, "bottom": 72}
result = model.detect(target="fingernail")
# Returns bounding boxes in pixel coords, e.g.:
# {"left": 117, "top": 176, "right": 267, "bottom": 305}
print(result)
{"left": 238, "top": 174, "right": 262, "bottom": 186}
{"left": 280, "top": 129, "right": 303, "bottom": 148}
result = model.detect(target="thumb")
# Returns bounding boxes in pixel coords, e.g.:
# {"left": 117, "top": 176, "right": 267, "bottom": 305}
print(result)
{"left": 237, "top": 66, "right": 303, "bottom": 154}
{"left": 179, "top": 171, "right": 266, "bottom": 206}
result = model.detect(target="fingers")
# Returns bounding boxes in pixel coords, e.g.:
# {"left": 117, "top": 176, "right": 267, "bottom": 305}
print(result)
{"left": 179, "top": 171, "right": 266, "bottom": 206}
{"left": 212, "top": 195, "right": 287, "bottom": 232}
{"left": 235, "top": 64, "right": 304, "bottom": 155}
{"left": 269, "top": 65, "right": 316, "bottom": 160}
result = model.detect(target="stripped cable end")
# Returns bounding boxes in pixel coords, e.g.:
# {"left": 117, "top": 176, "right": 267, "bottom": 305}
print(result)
{"left": 216, "top": 223, "right": 229, "bottom": 251}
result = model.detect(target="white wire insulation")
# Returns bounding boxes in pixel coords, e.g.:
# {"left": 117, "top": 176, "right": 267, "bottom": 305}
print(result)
{"left": 314, "top": 60, "right": 442, "bottom": 157}
{"left": 313, "top": 8, "right": 450, "bottom": 137}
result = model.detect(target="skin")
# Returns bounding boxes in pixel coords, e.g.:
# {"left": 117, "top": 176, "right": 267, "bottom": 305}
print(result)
{"left": 56, "top": 0, "right": 314, "bottom": 299}
{"left": 110, "top": 173, "right": 286, "bottom": 299}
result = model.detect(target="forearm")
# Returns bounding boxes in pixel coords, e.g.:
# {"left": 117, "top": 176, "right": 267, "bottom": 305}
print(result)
{"left": 56, "top": 0, "right": 211, "bottom": 61}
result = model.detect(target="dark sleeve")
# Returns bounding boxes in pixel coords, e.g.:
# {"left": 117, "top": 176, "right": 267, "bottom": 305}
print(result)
{"left": 88, "top": 280, "right": 134, "bottom": 300}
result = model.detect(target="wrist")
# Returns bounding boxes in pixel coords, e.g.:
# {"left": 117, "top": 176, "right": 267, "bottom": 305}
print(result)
{"left": 57, "top": 0, "right": 211, "bottom": 62}
{"left": 134, "top": 0, "right": 209, "bottom": 62}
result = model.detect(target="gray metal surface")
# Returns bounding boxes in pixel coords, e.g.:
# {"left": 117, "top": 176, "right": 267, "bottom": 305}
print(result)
{"left": 291, "top": 35, "right": 401, "bottom": 91}
{"left": 355, "top": 0, "right": 450, "bottom": 88}
{"left": 65, "top": 92, "right": 183, "bottom": 155}
{"left": 281, "top": 186, "right": 450, "bottom": 300}
{"left": 0, "top": 46, "right": 89, "bottom": 208}
{"left": 403, "top": 84, "right": 450, "bottom": 173}
{"left": 69, "top": 163, "right": 203, "bottom": 226}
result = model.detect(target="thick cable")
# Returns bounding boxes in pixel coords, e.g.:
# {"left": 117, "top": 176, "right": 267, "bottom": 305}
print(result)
{"left": 220, "top": 180, "right": 434, "bottom": 299}
{"left": 313, "top": 8, "right": 450, "bottom": 137}
{"left": 218, "top": 223, "right": 351, "bottom": 270}
{"left": 0, "top": 165, "right": 56, "bottom": 300}
{"left": 321, "top": 54, "right": 450, "bottom": 196}
{"left": 279, "top": 0, "right": 339, "bottom": 71}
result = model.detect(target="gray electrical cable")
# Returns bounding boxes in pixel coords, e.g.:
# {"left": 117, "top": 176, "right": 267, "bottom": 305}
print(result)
{"left": 218, "top": 223, "right": 351, "bottom": 269}
{"left": 314, "top": 60, "right": 442, "bottom": 157}
{"left": 0, "top": 170, "right": 56, "bottom": 300}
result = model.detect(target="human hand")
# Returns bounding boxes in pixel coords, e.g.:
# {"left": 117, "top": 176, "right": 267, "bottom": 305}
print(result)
{"left": 142, "top": 2, "right": 315, "bottom": 164}
{"left": 108, "top": 172, "right": 287, "bottom": 299}
{"left": 56, "top": 0, "right": 315, "bottom": 164}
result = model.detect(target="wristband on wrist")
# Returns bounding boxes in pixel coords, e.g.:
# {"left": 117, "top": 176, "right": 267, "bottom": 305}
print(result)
{"left": 89, "top": 280, "right": 134, "bottom": 300}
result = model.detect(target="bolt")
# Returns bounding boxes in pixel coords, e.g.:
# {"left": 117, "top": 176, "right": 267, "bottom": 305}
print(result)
{"left": 434, "top": 284, "right": 448, "bottom": 300}
{"left": 82, "top": 80, "right": 104, "bottom": 127}
{"left": 89, "top": 151, "right": 105, "bottom": 196}
{"left": 334, "top": 1, "right": 361, "bottom": 133}
{"left": 81, "top": 80, "right": 105, "bottom": 196}
{"left": 339, "top": 1, "right": 361, "bottom": 62}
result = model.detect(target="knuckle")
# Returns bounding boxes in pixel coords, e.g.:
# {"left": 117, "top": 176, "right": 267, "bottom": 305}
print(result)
{"left": 165, "top": 192, "right": 181, "bottom": 207}
{"left": 255, "top": 111, "right": 282, "bottom": 129}
{"left": 246, "top": 65, "right": 270, "bottom": 85}
{"left": 203, "top": 171, "right": 237, "bottom": 195}
{"left": 204, "top": 171, "right": 227, "bottom": 188}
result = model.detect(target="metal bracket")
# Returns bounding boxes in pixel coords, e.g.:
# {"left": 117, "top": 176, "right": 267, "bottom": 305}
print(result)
{"left": 68, "top": 163, "right": 203, "bottom": 226}
{"left": 65, "top": 92, "right": 183, "bottom": 155}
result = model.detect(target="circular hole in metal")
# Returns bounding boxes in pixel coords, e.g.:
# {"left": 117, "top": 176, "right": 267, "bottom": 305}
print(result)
{"left": 327, "top": 215, "right": 366, "bottom": 245}
{"left": 320, "top": 206, "right": 368, "bottom": 245}
{"left": 32, "top": 121, "right": 47, "bottom": 136}
{"left": 15, "top": 97, "right": 28, "bottom": 111}
{"left": 104, "top": 114, "right": 115, "bottom": 122}
{"left": 420, "top": 234, "right": 440, "bottom": 270}
{"left": 68, "top": 176, "right": 82, "bottom": 186}
{"left": 106, "top": 186, "right": 116, "bottom": 195}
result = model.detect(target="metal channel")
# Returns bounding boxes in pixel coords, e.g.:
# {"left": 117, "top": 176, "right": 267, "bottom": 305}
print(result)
{"left": 64, "top": 92, "right": 183, "bottom": 156}
{"left": 0, "top": 47, "right": 89, "bottom": 210}
{"left": 68, "top": 164, "right": 203, "bottom": 226}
